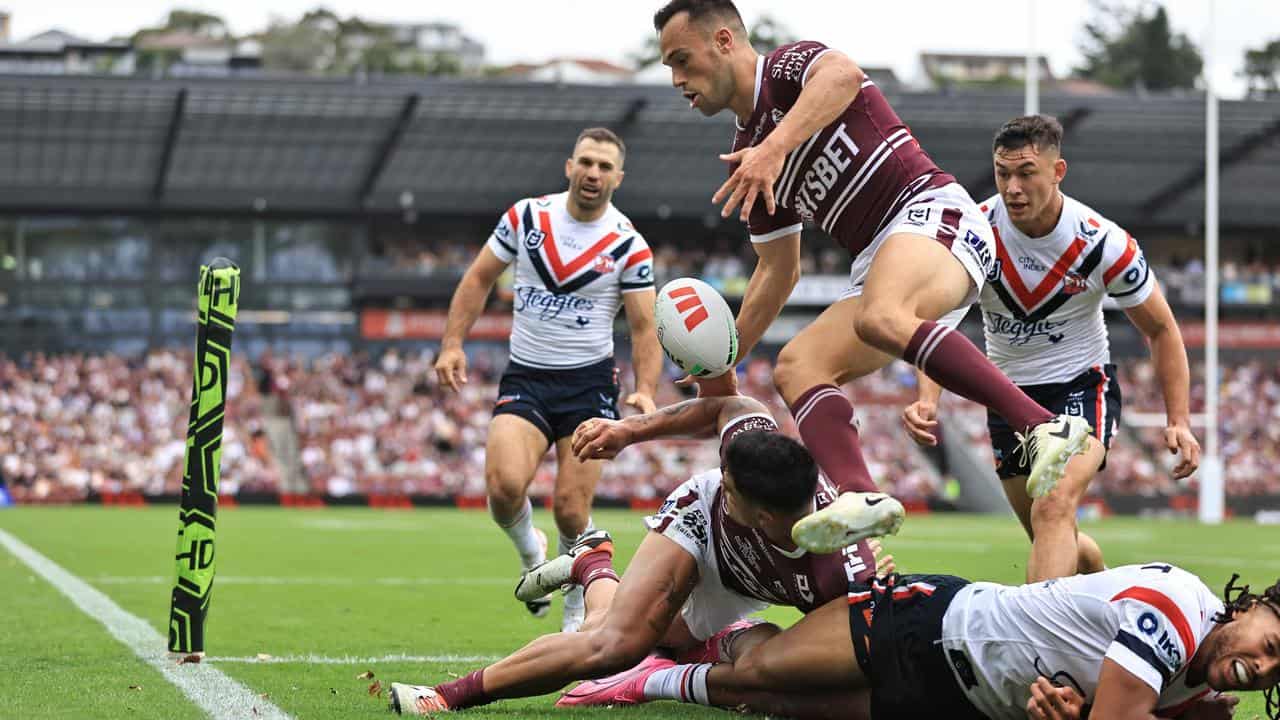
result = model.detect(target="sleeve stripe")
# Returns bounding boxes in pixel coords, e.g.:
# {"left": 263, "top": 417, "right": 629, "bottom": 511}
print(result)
{"left": 1108, "top": 267, "right": 1151, "bottom": 298}
{"left": 800, "top": 48, "right": 833, "bottom": 87}
{"left": 624, "top": 247, "right": 653, "bottom": 269}
{"left": 1112, "top": 586, "right": 1197, "bottom": 658}
{"left": 491, "top": 234, "right": 517, "bottom": 254}
{"left": 750, "top": 223, "right": 804, "bottom": 244}
{"left": 1102, "top": 233, "right": 1139, "bottom": 285}
{"left": 1115, "top": 630, "right": 1173, "bottom": 686}
{"left": 620, "top": 282, "right": 654, "bottom": 291}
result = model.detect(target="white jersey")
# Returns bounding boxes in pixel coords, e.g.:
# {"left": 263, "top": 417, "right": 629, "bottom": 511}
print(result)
{"left": 486, "top": 192, "right": 654, "bottom": 369}
{"left": 941, "top": 563, "right": 1223, "bottom": 719}
{"left": 978, "top": 193, "right": 1154, "bottom": 385}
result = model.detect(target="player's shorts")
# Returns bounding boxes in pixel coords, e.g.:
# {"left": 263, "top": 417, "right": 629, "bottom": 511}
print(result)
{"left": 840, "top": 182, "right": 994, "bottom": 329}
{"left": 847, "top": 573, "right": 986, "bottom": 720}
{"left": 492, "top": 356, "right": 620, "bottom": 444}
{"left": 988, "top": 363, "right": 1122, "bottom": 479}
{"left": 644, "top": 470, "right": 770, "bottom": 641}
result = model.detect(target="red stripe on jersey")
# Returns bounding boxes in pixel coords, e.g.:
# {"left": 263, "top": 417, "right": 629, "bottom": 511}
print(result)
{"left": 506, "top": 206, "right": 518, "bottom": 233}
{"left": 1103, "top": 233, "right": 1139, "bottom": 285}
{"left": 538, "top": 211, "right": 620, "bottom": 282}
{"left": 624, "top": 247, "right": 652, "bottom": 270}
{"left": 1112, "top": 586, "right": 1198, "bottom": 658}
{"left": 993, "top": 226, "right": 1089, "bottom": 311}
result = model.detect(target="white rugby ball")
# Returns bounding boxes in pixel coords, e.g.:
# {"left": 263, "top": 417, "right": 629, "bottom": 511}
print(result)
{"left": 654, "top": 278, "right": 739, "bottom": 378}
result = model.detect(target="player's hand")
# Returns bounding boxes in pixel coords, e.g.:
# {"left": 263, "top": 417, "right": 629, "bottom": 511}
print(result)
{"left": 433, "top": 346, "right": 468, "bottom": 392}
{"left": 714, "top": 143, "right": 785, "bottom": 222}
{"left": 1026, "top": 677, "right": 1084, "bottom": 720}
{"left": 866, "top": 539, "right": 896, "bottom": 576}
{"left": 624, "top": 392, "right": 658, "bottom": 415}
{"left": 1165, "top": 422, "right": 1201, "bottom": 479}
{"left": 902, "top": 400, "right": 939, "bottom": 446}
{"left": 571, "top": 418, "right": 634, "bottom": 461}
{"left": 1185, "top": 692, "right": 1239, "bottom": 720}
{"left": 675, "top": 370, "right": 739, "bottom": 397}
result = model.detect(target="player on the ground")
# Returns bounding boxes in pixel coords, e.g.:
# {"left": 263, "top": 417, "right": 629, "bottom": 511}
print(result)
{"left": 902, "top": 115, "right": 1200, "bottom": 582}
{"left": 385, "top": 394, "right": 886, "bottom": 715}
{"left": 433, "top": 127, "right": 662, "bottom": 630}
{"left": 651, "top": 0, "right": 1092, "bottom": 549}
{"left": 566, "top": 562, "right": 1278, "bottom": 720}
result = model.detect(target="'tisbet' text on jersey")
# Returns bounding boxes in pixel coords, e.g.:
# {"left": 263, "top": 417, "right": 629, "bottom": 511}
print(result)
{"left": 487, "top": 191, "right": 654, "bottom": 369}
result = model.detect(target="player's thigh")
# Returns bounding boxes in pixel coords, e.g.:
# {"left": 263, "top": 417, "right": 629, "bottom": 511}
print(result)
{"left": 485, "top": 414, "right": 550, "bottom": 492}
{"left": 599, "top": 532, "right": 699, "bottom": 646}
{"left": 775, "top": 296, "right": 896, "bottom": 401}
{"left": 733, "top": 595, "right": 866, "bottom": 691}
{"left": 861, "top": 230, "right": 974, "bottom": 321}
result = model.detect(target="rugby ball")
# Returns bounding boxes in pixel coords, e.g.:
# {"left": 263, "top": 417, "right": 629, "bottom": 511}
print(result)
{"left": 654, "top": 278, "right": 738, "bottom": 378}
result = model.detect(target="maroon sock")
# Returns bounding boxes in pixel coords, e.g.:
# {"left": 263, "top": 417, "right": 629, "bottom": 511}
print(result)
{"left": 570, "top": 550, "right": 618, "bottom": 591}
{"left": 789, "top": 385, "right": 875, "bottom": 493}
{"left": 903, "top": 320, "right": 1053, "bottom": 433}
{"left": 435, "top": 669, "right": 491, "bottom": 709}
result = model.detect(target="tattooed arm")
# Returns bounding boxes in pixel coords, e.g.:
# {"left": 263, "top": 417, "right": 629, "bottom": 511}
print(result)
{"left": 571, "top": 395, "right": 773, "bottom": 461}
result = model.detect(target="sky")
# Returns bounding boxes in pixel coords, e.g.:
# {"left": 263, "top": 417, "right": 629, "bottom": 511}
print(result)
{"left": 2, "top": 0, "right": 1273, "bottom": 97}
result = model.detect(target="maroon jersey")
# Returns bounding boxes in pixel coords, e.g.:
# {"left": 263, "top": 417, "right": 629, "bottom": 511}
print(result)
{"left": 647, "top": 412, "right": 877, "bottom": 614}
{"left": 732, "top": 41, "right": 955, "bottom": 253}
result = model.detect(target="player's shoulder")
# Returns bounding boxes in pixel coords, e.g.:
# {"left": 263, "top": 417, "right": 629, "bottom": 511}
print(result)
{"left": 1106, "top": 563, "right": 1218, "bottom": 615}
{"left": 765, "top": 40, "right": 833, "bottom": 84}
{"left": 606, "top": 205, "right": 648, "bottom": 244}
{"left": 1061, "top": 193, "right": 1127, "bottom": 246}
{"left": 978, "top": 194, "right": 1003, "bottom": 222}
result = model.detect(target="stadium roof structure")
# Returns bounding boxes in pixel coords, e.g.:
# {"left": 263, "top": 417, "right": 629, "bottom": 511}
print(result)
{"left": 0, "top": 73, "right": 1277, "bottom": 227}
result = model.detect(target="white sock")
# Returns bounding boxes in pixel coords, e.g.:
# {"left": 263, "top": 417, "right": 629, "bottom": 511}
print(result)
{"left": 492, "top": 497, "right": 543, "bottom": 568}
{"left": 559, "top": 516, "right": 594, "bottom": 556}
{"left": 641, "top": 663, "right": 712, "bottom": 705}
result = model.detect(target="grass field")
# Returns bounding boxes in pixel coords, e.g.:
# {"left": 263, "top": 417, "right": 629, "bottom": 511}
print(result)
{"left": 0, "top": 506, "right": 1273, "bottom": 719}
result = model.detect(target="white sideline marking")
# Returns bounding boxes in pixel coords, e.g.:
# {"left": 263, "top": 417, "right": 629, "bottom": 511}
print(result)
{"left": 207, "top": 653, "right": 501, "bottom": 665}
{"left": 90, "top": 575, "right": 511, "bottom": 586}
{"left": 0, "top": 528, "right": 292, "bottom": 720}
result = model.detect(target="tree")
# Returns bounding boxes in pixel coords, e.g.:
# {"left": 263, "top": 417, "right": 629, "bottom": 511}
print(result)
{"left": 259, "top": 16, "right": 334, "bottom": 74}
{"left": 748, "top": 14, "right": 796, "bottom": 54}
{"left": 1075, "top": 1, "right": 1202, "bottom": 91}
{"left": 1242, "top": 38, "right": 1280, "bottom": 98}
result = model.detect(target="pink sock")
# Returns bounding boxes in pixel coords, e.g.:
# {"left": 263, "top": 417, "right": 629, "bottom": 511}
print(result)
{"left": 435, "top": 669, "right": 490, "bottom": 709}
{"left": 789, "top": 385, "right": 875, "bottom": 493}
{"left": 903, "top": 320, "right": 1053, "bottom": 433}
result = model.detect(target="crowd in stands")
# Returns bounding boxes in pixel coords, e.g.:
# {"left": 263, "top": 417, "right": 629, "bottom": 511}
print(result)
{"left": 0, "top": 350, "right": 281, "bottom": 503}
{"left": 5, "top": 348, "right": 1280, "bottom": 506}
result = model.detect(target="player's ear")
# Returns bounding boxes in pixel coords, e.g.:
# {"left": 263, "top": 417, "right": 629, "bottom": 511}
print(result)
{"left": 565, "top": 156, "right": 574, "bottom": 180}
{"left": 613, "top": 169, "right": 625, "bottom": 189}
{"left": 1054, "top": 157, "right": 1067, "bottom": 185}
{"left": 714, "top": 27, "right": 734, "bottom": 54}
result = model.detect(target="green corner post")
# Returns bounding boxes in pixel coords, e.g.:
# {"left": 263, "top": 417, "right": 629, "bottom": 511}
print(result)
{"left": 168, "top": 258, "right": 240, "bottom": 657}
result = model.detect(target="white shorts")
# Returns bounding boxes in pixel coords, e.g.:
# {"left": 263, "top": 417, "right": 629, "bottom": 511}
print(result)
{"left": 839, "top": 182, "right": 994, "bottom": 328}
{"left": 644, "top": 470, "right": 770, "bottom": 641}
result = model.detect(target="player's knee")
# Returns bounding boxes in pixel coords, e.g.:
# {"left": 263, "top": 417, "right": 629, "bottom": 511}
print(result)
{"left": 852, "top": 307, "right": 907, "bottom": 353}
{"left": 1030, "top": 492, "right": 1076, "bottom": 528}
{"left": 484, "top": 468, "right": 526, "bottom": 511}
{"left": 583, "top": 628, "right": 650, "bottom": 677}
{"left": 728, "top": 642, "right": 778, "bottom": 690}
{"left": 772, "top": 343, "right": 805, "bottom": 395}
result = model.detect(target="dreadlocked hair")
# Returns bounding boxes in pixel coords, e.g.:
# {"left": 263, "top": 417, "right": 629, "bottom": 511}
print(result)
{"left": 1212, "top": 574, "right": 1280, "bottom": 720}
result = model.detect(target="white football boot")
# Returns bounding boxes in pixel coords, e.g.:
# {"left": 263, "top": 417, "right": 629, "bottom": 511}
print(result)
{"left": 791, "top": 492, "right": 905, "bottom": 554}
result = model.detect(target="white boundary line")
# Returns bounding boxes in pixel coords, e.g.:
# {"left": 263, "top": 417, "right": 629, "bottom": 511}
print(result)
{"left": 0, "top": 528, "right": 292, "bottom": 720}
{"left": 207, "top": 654, "right": 502, "bottom": 665}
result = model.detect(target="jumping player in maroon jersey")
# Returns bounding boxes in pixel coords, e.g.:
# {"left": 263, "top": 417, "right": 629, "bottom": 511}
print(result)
{"left": 651, "top": 0, "right": 1092, "bottom": 549}
{"left": 385, "top": 395, "right": 891, "bottom": 715}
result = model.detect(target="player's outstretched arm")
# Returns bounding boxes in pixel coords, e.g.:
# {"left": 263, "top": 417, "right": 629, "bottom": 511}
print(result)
{"left": 1123, "top": 281, "right": 1199, "bottom": 478}
{"left": 1090, "top": 658, "right": 1160, "bottom": 720}
{"left": 572, "top": 395, "right": 771, "bottom": 461}
{"left": 621, "top": 288, "right": 661, "bottom": 414}
{"left": 732, "top": 232, "right": 801, "bottom": 367}
{"left": 434, "top": 246, "right": 509, "bottom": 391}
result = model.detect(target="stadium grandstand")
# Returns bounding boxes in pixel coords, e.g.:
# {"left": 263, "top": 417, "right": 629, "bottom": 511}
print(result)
{"left": 1, "top": 72, "right": 1279, "bottom": 518}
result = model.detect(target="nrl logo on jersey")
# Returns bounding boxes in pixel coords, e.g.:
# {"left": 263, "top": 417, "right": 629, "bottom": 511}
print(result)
{"left": 523, "top": 228, "right": 546, "bottom": 250}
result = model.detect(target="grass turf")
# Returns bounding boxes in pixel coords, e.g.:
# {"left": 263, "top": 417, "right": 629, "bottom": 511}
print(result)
{"left": 0, "top": 506, "right": 1272, "bottom": 718}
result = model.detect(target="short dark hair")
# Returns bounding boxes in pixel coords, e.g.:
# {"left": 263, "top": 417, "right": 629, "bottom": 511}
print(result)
{"left": 653, "top": 0, "right": 746, "bottom": 33}
{"left": 992, "top": 114, "right": 1064, "bottom": 154}
{"left": 723, "top": 431, "right": 818, "bottom": 514}
{"left": 573, "top": 127, "right": 626, "bottom": 162}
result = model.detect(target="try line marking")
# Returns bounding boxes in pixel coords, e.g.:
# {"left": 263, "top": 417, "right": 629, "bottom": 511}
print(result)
{"left": 0, "top": 528, "right": 292, "bottom": 720}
